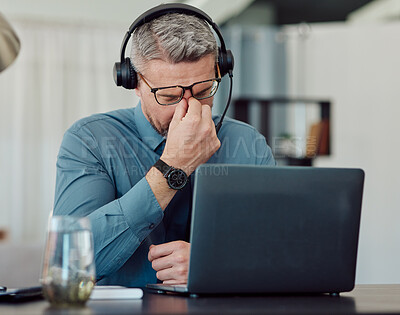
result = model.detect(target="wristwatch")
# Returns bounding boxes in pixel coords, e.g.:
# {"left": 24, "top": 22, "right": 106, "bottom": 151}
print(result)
{"left": 153, "top": 159, "right": 188, "bottom": 190}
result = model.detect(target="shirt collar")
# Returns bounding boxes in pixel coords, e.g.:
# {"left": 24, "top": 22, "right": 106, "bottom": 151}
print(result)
{"left": 134, "top": 102, "right": 165, "bottom": 151}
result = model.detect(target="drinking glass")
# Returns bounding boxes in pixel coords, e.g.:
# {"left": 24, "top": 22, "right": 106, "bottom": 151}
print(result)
{"left": 41, "top": 216, "right": 96, "bottom": 307}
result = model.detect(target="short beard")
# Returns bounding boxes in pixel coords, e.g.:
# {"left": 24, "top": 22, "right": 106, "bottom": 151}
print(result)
{"left": 148, "top": 114, "right": 169, "bottom": 138}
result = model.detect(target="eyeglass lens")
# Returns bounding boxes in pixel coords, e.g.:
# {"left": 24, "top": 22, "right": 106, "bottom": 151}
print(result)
{"left": 155, "top": 80, "right": 219, "bottom": 105}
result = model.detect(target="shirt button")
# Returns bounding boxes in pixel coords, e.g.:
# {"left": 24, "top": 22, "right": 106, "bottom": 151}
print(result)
{"left": 149, "top": 223, "right": 155, "bottom": 229}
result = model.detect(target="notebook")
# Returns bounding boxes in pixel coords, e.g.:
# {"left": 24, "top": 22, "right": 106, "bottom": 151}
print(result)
{"left": 147, "top": 164, "right": 365, "bottom": 296}
{"left": 91, "top": 286, "right": 143, "bottom": 300}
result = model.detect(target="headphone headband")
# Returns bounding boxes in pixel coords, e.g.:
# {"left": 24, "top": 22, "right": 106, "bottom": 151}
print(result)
{"left": 114, "top": 3, "right": 234, "bottom": 90}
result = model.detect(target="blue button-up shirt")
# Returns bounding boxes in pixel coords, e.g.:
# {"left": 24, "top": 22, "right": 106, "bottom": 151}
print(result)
{"left": 54, "top": 103, "right": 275, "bottom": 287}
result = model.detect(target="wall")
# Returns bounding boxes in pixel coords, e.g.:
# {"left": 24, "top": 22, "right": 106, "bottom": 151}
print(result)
{"left": 214, "top": 24, "right": 288, "bottom": 143}
{"left": 0, "top": 19, "right": 138, "bottom": 242}
{"left": 284, "top": 22, "right": 400, "bottom": 284}
{"left": 0, "top": 0, "right": 168, "bottom": 25}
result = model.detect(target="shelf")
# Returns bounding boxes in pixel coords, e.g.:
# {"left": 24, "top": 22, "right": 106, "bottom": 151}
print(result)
{"left": 233, "top": 97, "right": 331, "bottom": 166}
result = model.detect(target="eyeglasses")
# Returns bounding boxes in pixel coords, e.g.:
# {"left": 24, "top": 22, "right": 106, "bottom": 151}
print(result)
{"left": 138, "top": 66, "right": 221, "bottom": 106}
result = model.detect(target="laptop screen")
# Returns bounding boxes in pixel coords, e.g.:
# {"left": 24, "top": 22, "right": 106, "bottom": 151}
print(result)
{"left": 187, "top": 164, "right": 364, "bottom": 294}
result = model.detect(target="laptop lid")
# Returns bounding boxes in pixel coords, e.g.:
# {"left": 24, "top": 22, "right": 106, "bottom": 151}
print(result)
{"left": 186, "top": 164, "right": 364, "bottom": 294}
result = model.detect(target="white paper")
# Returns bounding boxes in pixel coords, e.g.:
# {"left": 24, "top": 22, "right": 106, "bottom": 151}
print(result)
{"left": 90, "top": 286, "right": 143, "bottom": 300}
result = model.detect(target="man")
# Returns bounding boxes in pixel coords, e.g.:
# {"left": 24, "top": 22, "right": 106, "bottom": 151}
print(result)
{"left": 54, "top": 10, "right": 275, "bottom": 288}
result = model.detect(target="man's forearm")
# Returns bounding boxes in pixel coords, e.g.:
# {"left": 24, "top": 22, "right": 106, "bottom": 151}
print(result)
{"left": 145, "top": 166, "right": 178, "bottom": 210}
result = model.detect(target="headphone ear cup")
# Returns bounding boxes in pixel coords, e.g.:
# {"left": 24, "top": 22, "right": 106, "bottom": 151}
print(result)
{"left": 218, "top": 47, "right": 234, "bottom": 77}
{"left": 113, "top": 58, "right": 137, "bottom": 89}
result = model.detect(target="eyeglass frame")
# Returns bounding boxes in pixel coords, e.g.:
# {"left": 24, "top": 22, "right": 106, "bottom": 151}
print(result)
{"left": 137, "top": 65, "right": 222, "bottom": 106}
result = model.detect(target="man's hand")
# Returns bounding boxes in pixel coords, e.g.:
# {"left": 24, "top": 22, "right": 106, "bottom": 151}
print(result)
{"left": 148, "top": 241, "right": 190, "bottom": 285}
{"left": 161, "top": 97, "right": 221, "bottom": 175}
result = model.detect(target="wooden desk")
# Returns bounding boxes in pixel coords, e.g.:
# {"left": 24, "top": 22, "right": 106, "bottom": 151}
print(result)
{"left": 1, "top": 285, "right": 399, "bottom": 314}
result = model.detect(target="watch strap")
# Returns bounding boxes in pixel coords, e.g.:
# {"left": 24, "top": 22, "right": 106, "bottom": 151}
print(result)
{"left": 153, "top": 159, "right": 171, "bottom": 177}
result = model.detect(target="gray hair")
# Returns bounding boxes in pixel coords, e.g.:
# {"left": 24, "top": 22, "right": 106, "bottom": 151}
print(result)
{"left": 130, "top": 13, "right": 218, "bottom": 74}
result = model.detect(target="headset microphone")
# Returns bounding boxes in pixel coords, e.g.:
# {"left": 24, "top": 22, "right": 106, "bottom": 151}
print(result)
{"left": 113, "top": 3, "right": 234, "bottom": 134}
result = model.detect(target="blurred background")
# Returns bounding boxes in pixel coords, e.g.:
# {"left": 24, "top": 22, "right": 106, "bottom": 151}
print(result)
{"left": 0, "top": 0, "right": 399, "bottom": 286}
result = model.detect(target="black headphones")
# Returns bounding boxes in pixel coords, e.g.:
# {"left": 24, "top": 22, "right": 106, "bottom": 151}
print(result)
{"left": 113, "top": 3, "right": 234, "bottom": 90}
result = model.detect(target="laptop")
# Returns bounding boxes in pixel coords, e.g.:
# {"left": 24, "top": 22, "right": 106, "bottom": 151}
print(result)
{"left": 147, "top": 164, "right": 365, "bottom": 296}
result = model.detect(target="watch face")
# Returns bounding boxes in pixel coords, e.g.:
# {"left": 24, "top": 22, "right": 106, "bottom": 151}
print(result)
{"left": 167, "top": 169, "right": 188, "bottom": 190}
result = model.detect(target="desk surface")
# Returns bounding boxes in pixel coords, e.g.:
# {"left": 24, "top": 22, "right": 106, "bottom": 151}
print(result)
{"left": 1, "top": 285, "right": 399, "bottom": 314}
